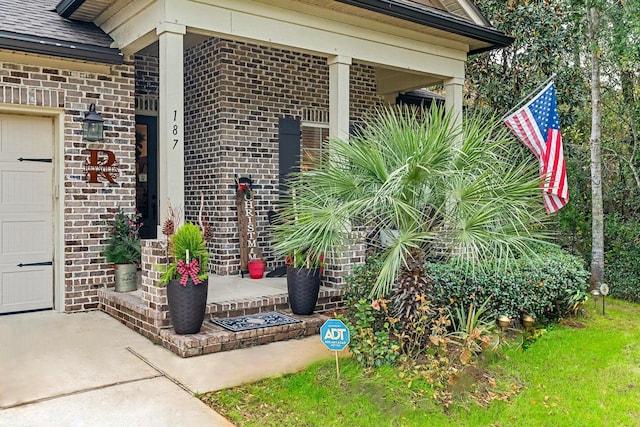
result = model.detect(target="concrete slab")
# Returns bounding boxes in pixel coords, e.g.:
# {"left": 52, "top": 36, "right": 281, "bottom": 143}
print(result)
{"left": 0, "top": 377, "right": 233, "bottom": 427}
{"left": 0, "top": 311, "right": 157, "bottom": 408}
{"left": 0, "top": 309, "right": 335, "bottom": 426}
{"left": 130, "top": 335, "right": 334, "bottom": 393}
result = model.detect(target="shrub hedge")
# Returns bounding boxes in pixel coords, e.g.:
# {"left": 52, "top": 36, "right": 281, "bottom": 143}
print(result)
{"left": 604, "top": 214, "right": 640, "bottom": 303}
{"left": 428, "top": 247, "right": 590, "bottom": 323}
{"left": 343, "top": 258, "right": 400, "bottom": 367}
{"left": 345, "top": 247, "right": 589, "bottom": 325}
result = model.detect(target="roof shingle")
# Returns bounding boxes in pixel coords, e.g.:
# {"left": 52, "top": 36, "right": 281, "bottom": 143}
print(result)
{"left": 0, "top": 0, "right": 114, "bottom": 49}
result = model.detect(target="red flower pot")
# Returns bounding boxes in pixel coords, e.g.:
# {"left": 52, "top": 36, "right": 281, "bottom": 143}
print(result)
{"left": 248, "top": 259, "right": 265, "bottom": 279}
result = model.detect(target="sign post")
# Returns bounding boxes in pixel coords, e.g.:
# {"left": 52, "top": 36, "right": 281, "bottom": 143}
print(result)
{"left": 320, "top": 319, "right": 350, "bottom": 380}
{"left": 236, "top": 176, "right": 261, "bottom": 276}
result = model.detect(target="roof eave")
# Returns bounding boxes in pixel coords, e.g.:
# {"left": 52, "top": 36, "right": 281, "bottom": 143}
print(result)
{"left": 336, "top": 0, "right": 513, "bottom": 51}
{"left": 56, "top": 0, "right": 87, "bottom": 19}
{"left": 0, "top": 31, "right": 123, "bottom": 65}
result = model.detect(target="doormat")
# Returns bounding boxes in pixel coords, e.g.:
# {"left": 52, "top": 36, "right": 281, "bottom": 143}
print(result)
{"left": 210, "top": 311, "right": 301, "bottom": 332}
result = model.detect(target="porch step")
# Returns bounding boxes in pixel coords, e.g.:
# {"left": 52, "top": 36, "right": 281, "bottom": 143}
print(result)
{"left": 98, "top": 281, "right": 345, "bottom": 358}
{"left": 160, "top": 312, "right": 329, "bottom": 358}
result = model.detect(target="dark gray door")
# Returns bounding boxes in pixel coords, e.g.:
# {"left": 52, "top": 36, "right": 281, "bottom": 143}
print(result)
{"left": 278, "top": 117, "right": 301, "bottom": 196}
{"left": 135, "top": 115, "right": 158, "bottom": 239}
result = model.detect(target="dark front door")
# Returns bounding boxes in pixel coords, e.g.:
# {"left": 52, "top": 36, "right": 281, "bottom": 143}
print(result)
{"left": 135, "top": 115, "right": 158, "bottom": 239}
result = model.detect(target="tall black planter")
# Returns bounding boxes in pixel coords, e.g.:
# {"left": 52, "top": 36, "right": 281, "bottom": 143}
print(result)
{"left": 167, "top": 278, "right": 208, "bottom": 334}
{"left": 287, "top": 266, "right": 321, "bottom": 315}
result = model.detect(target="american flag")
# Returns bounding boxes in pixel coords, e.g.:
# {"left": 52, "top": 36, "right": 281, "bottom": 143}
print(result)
{"left": 504, "top": 82, "right": 568, "bottom": 214}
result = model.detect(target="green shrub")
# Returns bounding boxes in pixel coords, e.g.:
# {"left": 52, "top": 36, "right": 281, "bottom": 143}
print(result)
{"left": 340, "top": 299, "right": 400, "bottom": 368}
{"left": 344, "top": 257, "right": 387, "bottom": 306}
{"left": 604, "top": 214, "right": 640, "bottom": 303}
{"left": 159, "top": 222, "right": 209, "bottom": 286}
{"left": 343, "top": 258, "right": 400, "bottom": 367}
{"left": 104, "top": 208, "right": 141, "bottom": 264}
{"left": 428, "top": 247, "right": 589, "bottom": 323}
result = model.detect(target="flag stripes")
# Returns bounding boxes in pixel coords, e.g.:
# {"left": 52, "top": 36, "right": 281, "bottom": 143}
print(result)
{"left": 504, "top": 82, "right": 568, "bottom": 214}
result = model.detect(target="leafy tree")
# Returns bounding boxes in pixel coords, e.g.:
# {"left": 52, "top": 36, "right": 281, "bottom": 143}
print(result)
{"left": 467, "top": 0, "right": 586, "bottom": 120}
{"left": 587, "top": 4, "right": 604, "bottom": 288}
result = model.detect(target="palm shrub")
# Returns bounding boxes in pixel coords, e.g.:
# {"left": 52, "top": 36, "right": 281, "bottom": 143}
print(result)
{"left": 272, "top": 105, "right": 551, "bottom": 298}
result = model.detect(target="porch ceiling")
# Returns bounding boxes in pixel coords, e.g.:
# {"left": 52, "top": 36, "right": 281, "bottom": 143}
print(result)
{"left": 56, "top": 0, "right": 510, "bottom": 94}
{"left": 58, "top": 0, "right": 511, "bottom": 55}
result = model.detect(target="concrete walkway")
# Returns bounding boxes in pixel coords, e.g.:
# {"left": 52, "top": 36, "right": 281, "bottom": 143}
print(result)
{"left": 0, "top": 310, "right": 334, "bottom": 426}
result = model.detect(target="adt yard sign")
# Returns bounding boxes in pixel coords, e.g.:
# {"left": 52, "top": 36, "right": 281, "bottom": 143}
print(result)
{"left": 320, "top": 319, "right": 350, "bottom": 351}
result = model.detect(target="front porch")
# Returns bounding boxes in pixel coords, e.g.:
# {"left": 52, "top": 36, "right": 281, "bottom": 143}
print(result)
{"left": 99, "top": 272, "right": 345, "bottom": 358}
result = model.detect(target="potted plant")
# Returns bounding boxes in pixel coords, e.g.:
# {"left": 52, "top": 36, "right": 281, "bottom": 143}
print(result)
{"left": 247, "top": 258, "right": 266, "bottom": 279}
{"left": 284, "top": 248, "right": 324, "bottom": 315}
{"left": 104, "top": 208, "right": 141, "bottom": 292}
{"left": 270, "top": 190, "right": 332, "bottom": 315}
{"left": 159, "top": 221, "right": 210, "bottom": 334}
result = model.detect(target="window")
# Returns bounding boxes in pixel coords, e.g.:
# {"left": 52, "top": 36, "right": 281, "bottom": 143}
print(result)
{"left": 301, "top": 123, "right": 329, "bottom": 171}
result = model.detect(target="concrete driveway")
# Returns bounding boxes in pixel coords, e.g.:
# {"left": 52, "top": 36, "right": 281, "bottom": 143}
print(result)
{"left": 0, "top": 310, "right": 332, "bottom": 426}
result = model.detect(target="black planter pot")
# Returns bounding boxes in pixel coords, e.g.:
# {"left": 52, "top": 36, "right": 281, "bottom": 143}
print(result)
{"left": 167, "top": 278, "right": 208, "bottom": 334}
{"left": 287, "top": 266, "right": 321, "bottom": 315}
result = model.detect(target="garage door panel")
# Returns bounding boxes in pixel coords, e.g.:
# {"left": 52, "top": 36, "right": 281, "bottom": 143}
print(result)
{"left": 0, "top": 267, "right": 53, "bottom": 313}
{"left": 0, "top": 115, "right": 53, "bottom": 157}
{"left": 1, "top": 219, "right": 52, "bottom": 262}
{"left": 1, "top": 168, "right": 52, "bottom": 210}
{"left": 0, "top": 113, "right": 54, "bottom": 313}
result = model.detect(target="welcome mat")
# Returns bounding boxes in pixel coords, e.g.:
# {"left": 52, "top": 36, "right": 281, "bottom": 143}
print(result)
{"left": 210, "top": 311, "right": 302, "bottom": 332}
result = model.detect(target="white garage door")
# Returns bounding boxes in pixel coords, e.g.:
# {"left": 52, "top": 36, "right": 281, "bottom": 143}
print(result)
{"left": 0, "top": 114, "right": 54, "bottom": 313}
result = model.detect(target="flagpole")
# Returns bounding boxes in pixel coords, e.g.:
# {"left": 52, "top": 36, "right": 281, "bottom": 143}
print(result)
{"left": 501, "top": 73, "right": 557, "bottom": 121}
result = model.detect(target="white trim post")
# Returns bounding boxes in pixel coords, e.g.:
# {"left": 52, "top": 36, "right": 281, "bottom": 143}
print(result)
{"left": 328, "top": 55, "right": 352, "bottom": 141}
{"left": 157, "top": 23, "right": 186, "bottom": 230}
{"left": 445, "top": 77, "right": 464, "bottom": 147}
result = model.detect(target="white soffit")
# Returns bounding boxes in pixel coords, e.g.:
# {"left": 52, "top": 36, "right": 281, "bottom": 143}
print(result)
{"left": 68, "top": 0, "right": 119, "bottom": 22}
{"left": 406, "top": 0, "right": 489, "bottom": 26}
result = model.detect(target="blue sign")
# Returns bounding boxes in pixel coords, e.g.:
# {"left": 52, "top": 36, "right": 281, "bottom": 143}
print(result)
{"left": 320, "top": 319, "right": 350, "bottom": 351}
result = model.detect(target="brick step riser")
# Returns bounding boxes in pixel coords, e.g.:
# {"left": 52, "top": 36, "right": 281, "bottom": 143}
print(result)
{"left": 99, "top": 287, "right": 345, "bottom": 358}
{"left": 160, "top": 313, "right": 328, "bottom": 357}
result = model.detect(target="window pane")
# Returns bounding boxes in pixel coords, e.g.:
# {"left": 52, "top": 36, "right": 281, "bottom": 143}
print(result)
{"left": 301, "top": 126, "right": 328, "bottom": 171}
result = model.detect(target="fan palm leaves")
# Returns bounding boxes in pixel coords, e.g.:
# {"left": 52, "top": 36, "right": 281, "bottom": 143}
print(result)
{"left": 272, "top": 106, "right": 551, "bottom": 297}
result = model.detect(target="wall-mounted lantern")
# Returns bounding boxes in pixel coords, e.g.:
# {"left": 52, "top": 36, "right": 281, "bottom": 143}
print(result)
{"left": 83, "top": 103, "right": 104, "bottom": 141}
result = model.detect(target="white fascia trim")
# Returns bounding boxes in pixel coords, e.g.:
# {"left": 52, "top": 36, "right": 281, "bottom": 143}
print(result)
{"left": 183, "top": 0, "right": 465, "bottom": 77}
{"left": 101, "top": 1, "right": 163, "bottom": 54}
{"left": 104, "top": 0, "right": 467, "bottom": 77}
{"left": 456, "top": 0, "right": 490, "bottom": 27}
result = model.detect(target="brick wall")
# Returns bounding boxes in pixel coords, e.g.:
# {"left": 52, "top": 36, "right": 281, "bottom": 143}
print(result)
{"left": 134, "top": 54, "right": 159, "bottom": 96}
{"left": 182, "top": 38, "right": 382, "bottom": 276}
{"left": 0, "top": 57, "right": 136, "bottom": 312}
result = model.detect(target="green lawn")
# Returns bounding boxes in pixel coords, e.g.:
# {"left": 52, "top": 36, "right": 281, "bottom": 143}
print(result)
{"left": 201, "top": 299, "right": 640, "bottom": 426}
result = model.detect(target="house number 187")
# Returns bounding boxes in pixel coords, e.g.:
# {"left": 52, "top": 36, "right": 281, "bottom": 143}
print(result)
{"left": 172, "top": 110, "right": 179, "bottom": 149}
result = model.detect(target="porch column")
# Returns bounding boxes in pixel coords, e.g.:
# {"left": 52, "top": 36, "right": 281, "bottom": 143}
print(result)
{"left": 445, "top": 77, "right": 465, "bottom": 256}
{"left": 328, "top": 55, "right": 351, "bottom": 140}
{"left": 327, "top": 55, "right": 363, "bottom": 287}
{"left": 157, "top": 23, "right": 186, "bottom": 230}
{"left": 445, "top": 77, "right": 464, "bottom": 148}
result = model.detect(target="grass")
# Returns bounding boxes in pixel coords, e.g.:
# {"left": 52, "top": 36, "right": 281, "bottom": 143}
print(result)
{"left": 200, "top": 299, "right": 640, "bottom": 426}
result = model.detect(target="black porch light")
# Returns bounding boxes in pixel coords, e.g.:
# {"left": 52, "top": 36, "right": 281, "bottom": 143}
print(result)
{"left": 83, "top": 103, "right": 104, "bottom": 141}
